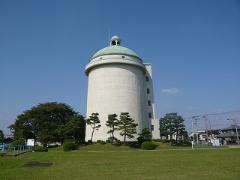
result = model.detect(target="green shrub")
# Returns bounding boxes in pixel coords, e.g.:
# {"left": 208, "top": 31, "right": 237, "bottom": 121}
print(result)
{"left": 0, "top": 152, "right": 6, "bottom": 156}
{"left": 152, "top": 139, "right": 167, "bottom": 143}
{"left": 141, "top": 141, "right": 158, "bottom": 150}
{"left": 33, "top": 146, "right": 48, "bottom": 152}
{"left": 87, "top": 140, "right": 93, "bottom": 144}
{"left": 126, "top": 141, "right": 139, "bottom": 148}
{"left": 137, "top": 128, "right": 152, "bottom": 145}
{"left": 10, "top": 139, "right": 25, "bottom": 146}
{"left": 107, "top": 137, "right": 119, "bottom": 143}
{"left": 171, "top": 140, "right": 191, "bottom": 146}
{"left": 63, "top": 142, "right": 78, "bottom": 152}
{"left": 112, "top": 140, "right": 122, "bottom": 146}
{"left": 106, "top": 140, "right": 110, "bottom": 143}
{"left": 97, "top": 140, "right": 106, "bottom": 145}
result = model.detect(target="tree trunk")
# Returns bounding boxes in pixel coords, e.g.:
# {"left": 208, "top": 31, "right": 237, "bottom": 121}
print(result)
{"left": 176, "top": 129, "right": 178, "bottom": 142}
{"left": 111, "top": 131, "right": 114, "bottom": 143}
{"left": 124, "top": 127, "right": 127, "bottom": 144}
{"left": 91, "top": 129, "right": 94, "bottom": 142}
{"left": 169, "top": 133, "right": 172, "bottom": 146}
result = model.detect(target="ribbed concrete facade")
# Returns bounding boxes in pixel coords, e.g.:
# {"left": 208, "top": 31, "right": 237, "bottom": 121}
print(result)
{"left": 85, "top": 36, "right": 158, "bottom": 141}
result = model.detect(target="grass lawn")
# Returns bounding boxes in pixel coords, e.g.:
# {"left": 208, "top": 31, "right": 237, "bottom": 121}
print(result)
{"left": 0, "top": 145, "right": 240, "bottom": 180}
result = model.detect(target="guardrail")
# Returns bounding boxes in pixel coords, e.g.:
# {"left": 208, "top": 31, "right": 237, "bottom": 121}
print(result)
{"left": 0, "top": 144, "right": 33, "bottom": 156}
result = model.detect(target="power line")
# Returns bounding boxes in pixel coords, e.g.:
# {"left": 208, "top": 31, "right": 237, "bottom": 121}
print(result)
{"left": 190, "top": 110, "right": 240, "bottom": 119}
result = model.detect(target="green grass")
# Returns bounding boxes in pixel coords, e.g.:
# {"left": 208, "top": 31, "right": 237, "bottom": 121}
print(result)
{"left": 0, "top": 150, "right": 29, "bottom": 156}
{"left": 0, "top": 145, "right": 240, "bottom": 180}
{"left": 79, "top": 143, "right": 136, "bottom": 151}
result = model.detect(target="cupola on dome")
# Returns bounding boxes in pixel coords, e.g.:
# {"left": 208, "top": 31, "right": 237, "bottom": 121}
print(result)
{"left": 91, "top": 36, "right": 140, "bottom": 59}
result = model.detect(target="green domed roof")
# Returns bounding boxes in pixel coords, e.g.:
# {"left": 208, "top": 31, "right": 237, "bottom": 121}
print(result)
{"left": 91, "top": 45, "right": 140, "bottom": 59}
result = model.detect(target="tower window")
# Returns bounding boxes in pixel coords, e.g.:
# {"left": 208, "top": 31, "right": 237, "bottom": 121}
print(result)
{"left": 122, "top": 56, "right": 125, "bottom": 58}
{"left": 148, "top": 100, "right": 151, "bottom": 106}
{"left": 147, "top": 88, "right": 150, "bottom": 94}
{"left": 151, "top": 125, "right": 154, "bottom": 131}
{"left": 149, "top": 113, "right": 152, "bottom": 118}
{"left": 146, "top": 76, "right": 149, "bottom": 81}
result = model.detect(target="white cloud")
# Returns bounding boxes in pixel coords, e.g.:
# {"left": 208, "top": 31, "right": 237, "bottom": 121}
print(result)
{"left": 161, "top": 88, "right": 180, "bottom": 95}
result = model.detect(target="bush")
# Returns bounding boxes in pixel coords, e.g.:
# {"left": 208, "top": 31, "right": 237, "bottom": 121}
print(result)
{"left": 126, "top": 141, "right": 139, "bottom": 148}
{"left": 141, "top": 141, "right": 158, "bottom": 150}
{"left": 87, "top": 140, "right": 93, "bottom": 144}
{"left": 33, "top": 146, "right": 48, "bottom": 152}
{"left": 97, "top": 140, "right": 106, "bottom": 145}
{"left": 112, "top": 140, "right": 122, "bottom": 146}
{"left": 63, "top": 142, "right": 78, "bottom": 152}
{"left": 152, "top": 139, "right": 168, "bottom": 143}
{"left": 107, "top": 137, "right": 119, "bottom": 143}
{"left": 10, "top": 139, "right": 25, "bottom": 146}
{"left": 171, "top": 140, "right": 191, "bottom": 146}
{"left": 106, "top": 140, "right": 110, "bottom": 143}
{"left": 137, "top": 128, "right": 152, "bottom": 145}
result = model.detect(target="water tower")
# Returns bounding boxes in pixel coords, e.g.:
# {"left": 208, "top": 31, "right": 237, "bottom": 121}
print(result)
{"left": 85, "top": 36, "right": 159, "bottom": 141}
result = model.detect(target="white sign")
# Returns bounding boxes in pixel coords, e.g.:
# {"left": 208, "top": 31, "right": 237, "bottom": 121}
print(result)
{"left": 27, "top": 139, "right": 35, "bottom": 146}
{"left": 211, "top": 138, "right": 220, "bottom": 147}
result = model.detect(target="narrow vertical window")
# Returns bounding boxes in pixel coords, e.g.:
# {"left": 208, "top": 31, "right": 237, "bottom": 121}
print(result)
{"left": 148, "top": 100, "right": 151, "bottom": 106}
{"left": 147, "top": 88, "right": 150, "bottom": 94}
{"left": 151, "top": 125, "right": 154, "bottom": 131}
{"left": 149, "top": 113, "right": 152, "bottom": 118}
{"left": 146, "top": 76, "right": 149, "bottom": 82}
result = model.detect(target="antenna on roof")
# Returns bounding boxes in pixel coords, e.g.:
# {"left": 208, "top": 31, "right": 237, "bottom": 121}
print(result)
{"left": 108, "top": 28, "right": 111, "bottom": 46}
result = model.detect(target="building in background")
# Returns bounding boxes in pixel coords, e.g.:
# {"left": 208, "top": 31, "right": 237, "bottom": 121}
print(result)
{"left": 85, "top": 36, "right": 159, "bottom": 141}
{"left": 217, "top": 125, "right": 240, "bottom": 145}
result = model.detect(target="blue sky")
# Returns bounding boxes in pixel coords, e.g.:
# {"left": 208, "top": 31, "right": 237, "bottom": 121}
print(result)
{"left": 0, "top": 0, "right": 240, "bottom": 133}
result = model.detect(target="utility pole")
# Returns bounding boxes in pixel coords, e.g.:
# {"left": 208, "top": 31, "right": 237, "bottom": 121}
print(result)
{"left": 203, "top": 115, "right": 213, "bottom": 141}
{"left": 192, "top": 116, "right": 199, "bottom": 149}
{"left": 227, "top": 118, "right": 239, "bottom": 145}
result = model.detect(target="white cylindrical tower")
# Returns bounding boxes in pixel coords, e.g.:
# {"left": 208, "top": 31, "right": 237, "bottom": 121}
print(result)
{"left": 85, "top": 36, "right": 154, "bottom": 141}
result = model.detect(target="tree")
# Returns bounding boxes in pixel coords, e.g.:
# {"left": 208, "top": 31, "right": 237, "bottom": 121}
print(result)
{"left": 137, "top": 128, "right": 152, "bottom": 145}
{"left": 118, "top": 112, "right": 138, "bottom": 143}
{"left": 159, "top": 116, "right": 171, "bottom": 139}
{"left": 86, "top": 113, "right": 101, "bottom": 142}
{"left": 0, "top": 130, "right": 4, "bottom": 144}
{"left": 160, "top": 114, "right": 173, "bottom": 141}
{"left": 160, "top": 113, "right": 186, "bottom": 144}
{"left": 9, "top": 102, "right": 79, "bottom": 145}
{"left": 106, "top": 114, "right": 119, "bottom": 143}
{"left": 172, "top": 114, "right": 186, "bottom": 142}
{"left": 63, "top": 114, "right": 85, "bottom": 144}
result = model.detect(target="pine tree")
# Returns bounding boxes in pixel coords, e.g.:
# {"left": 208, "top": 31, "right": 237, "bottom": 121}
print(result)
{"left": 160, "top": 113, "right": 186, "bottom": 144}
{"left": 86, "top": 113, "right": 101, "bottom": 142}
{"left": 172, "top": 114, "right": 186, "bottom": 142}
{"left": 118, "top": 112, "right": 138, "bottom": 143}
{"left": 137, "top": 128, "right": 152, "bottom": 144}
{"left": 106, "top": 114, "right": 119, "bottom": 143}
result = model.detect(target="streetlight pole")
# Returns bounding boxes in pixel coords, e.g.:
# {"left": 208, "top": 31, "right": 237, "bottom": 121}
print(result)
{"left": 227, "top": 118, "right": 239, "bottom": 145}
{"left": 192, "top": 116, "right": 199, "bottom": 149}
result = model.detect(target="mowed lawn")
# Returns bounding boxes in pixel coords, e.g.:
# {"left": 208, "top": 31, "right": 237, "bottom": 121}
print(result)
{"left": 0, "top": 146, "right": 240, "bottom": 180}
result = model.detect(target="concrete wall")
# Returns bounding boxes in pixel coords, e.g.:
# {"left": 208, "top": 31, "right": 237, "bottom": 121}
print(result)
{"left": 144, "top": 64, "right": 160, "bottom": 139}
{"left": 85, "top": 55, "right": 157, "bottom": 141}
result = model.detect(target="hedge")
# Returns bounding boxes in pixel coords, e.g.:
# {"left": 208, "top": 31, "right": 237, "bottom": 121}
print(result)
{"left": 63, "top": 142, "right": 78, "bottom": 152}
{"left": 141, "top": 141, "right": 158, "bottom": 150}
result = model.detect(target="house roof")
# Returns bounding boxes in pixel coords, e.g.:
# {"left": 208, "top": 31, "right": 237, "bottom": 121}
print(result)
{"left": 217, "top": 132, "right": 237, "bottom": 138}
{"left": 221, "top": 125, "right": 240, "bottom": 131}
